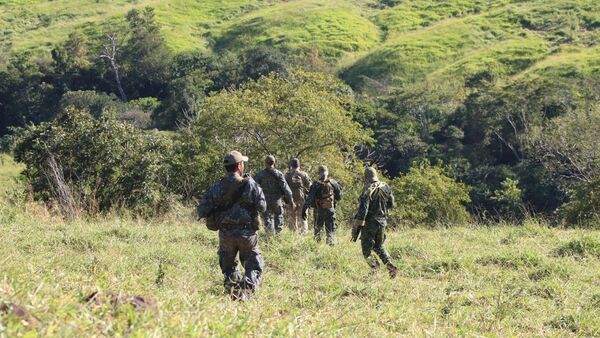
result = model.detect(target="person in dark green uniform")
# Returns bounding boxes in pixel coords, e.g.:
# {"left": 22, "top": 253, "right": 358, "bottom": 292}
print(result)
{"left": 352, "top": 167, "right": 398, "bottom": 278}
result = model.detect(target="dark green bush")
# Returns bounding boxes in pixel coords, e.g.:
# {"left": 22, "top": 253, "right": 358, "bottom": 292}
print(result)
{"left": 13, "top": 107, "right": 175, "bottom": 216}
{"left": 559, "top": 178, "right": 600, "bottom": 227}
{"left": 390, "top": 161, "right": 471, "bottom": 227}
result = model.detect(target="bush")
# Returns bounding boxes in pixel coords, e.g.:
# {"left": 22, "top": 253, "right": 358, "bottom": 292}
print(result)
{"left": 13, "top": 108, "right": 175, "bottom": 216}
{"left": 390, "top": 161, "right": 471, "bottom": 227}
{"left": 491, "top": 178, "right": 525, "bottom": 218}
{"left": 559, "top": 177, "right": 600, "bottom": 226}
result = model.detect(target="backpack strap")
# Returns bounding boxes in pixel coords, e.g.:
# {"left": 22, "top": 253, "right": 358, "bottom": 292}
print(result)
{"left": 214, "top": 177, "right": 247, "bottom": 213}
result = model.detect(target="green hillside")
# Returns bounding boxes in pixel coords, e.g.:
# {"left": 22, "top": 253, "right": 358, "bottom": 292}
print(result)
{"left": 2, "top": 0, "right": 599, "bottom": 89}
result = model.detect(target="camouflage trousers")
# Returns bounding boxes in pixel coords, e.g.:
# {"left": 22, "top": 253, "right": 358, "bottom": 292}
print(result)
{"left": 287, "top": 199, "right": 308, "bottom": 233}
{"left": 218, "top": 229, "right": 264, "bottom": 293}
{"left": 264, "top": 204, "right": 284, "bottom": 234}
{"left": 314, "top": 208, "right": 336, "bottom": 245}
{"left": 360, "top": 219, "right": 393, "bottom": 268}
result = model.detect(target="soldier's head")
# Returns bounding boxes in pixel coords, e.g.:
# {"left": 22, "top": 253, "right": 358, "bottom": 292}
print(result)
{"left": 364, "top": 166, "right": 379, "bottom": 183}
{"left": 290, "top": 158, "right": 300, "bottom": 170}
{"left": 318, "top": 165, "right": 329, "bottom": 180}
{"left": 224, "top": 151, "right": 248, "bottom": 174}
{"left": 265, "top": 155, "right": 276, "bottom": 168}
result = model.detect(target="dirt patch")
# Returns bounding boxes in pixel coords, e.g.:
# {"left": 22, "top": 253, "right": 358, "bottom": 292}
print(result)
{"left": 84, "top": 291, "right": 157, "bottom": 311}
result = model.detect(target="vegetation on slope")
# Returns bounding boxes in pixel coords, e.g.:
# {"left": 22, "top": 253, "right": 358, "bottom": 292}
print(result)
{"left": 211, "top": 0, "right": 381, "bottom": 62}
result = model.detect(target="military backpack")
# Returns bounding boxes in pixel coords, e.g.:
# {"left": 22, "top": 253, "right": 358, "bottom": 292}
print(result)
{"left": 206, "top": 176, "right": 246, "bottom": 231}
{"left": 315, "top": 180, "right": 335, "bottom": 209}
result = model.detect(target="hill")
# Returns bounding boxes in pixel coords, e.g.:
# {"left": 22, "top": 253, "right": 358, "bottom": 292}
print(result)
{"left": 2, "top": 0, "right": 599, "bottom": 90}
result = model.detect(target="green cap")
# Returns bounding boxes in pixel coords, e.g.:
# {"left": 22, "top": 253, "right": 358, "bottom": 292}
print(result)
{"left": 365, "top": 167, "right": 379, "bottom": 182}
{"left": 224, "top": 151, "right": 248, "bottom": 166}
{"left": 265, "top": 155, "right": 276, "bottom": 165}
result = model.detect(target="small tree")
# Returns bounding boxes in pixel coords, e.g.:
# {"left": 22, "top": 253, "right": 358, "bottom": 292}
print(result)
{"left": 390, "top": 161, "right": 471, "bottom": 227}
{"left": 559, "top": 177, "right": 600, "bottom": 227}
{"left": 491, "top": 178, "right": 524, "bottom": 218}
{"left": 174, "top": 70, "right": 372, "bottom": 215}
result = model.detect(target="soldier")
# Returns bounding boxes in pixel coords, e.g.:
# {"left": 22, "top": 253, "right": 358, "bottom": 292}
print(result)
{"left": 352, "top": 167, "right": 398, "bottom": 278}
{"left": 254, "top": 155, "right": 293, "bottom": 234}
{"left": 302, "top": 165, "right": 342, "bottom": 245}
{"left": 285, "top": 158, "right": 311, "bottom": 233}
{"left": 196, "top": 151, "right": 267, "bottom": 301}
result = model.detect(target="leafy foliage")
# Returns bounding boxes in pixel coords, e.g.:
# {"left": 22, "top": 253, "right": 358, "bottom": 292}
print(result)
{"left": 13, "top": 108, "right": 175, "bottom": 215}
{"left": 174, "top": 70, "right": 371, "bottom": 202}
{"left": 559, "top": 178, "right": 600, "bottom": 226}
{"left": 390, "top": 161, "right": 471, "bottom": 227}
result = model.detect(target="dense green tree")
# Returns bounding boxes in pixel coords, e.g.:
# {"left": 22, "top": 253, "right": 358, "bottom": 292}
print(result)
{"left": 121, "top": 7, "right": 172, "bottom": 99}
{"left": 390, "top": 161, "right": 471, "bottom": 227}
{"left": 0, "top": 53, "right": 61, "bottom": 135}
{"left": 13, "top": 107, "right": 175, "bottom": 215}
{"left": 173, "top": 70, "right": 371, "bottom": 206}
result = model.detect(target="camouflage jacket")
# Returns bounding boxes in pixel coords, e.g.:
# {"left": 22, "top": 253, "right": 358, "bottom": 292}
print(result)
{"left": 304, "top": 178, "right": 342, "bottom": 210}
{"left": 197, "top": 173, "right": 266, "bottom": 231}
{"left": 285, "top": 169, "right": 311, "bottom": 202}
{"left": 355, "top": 181, "right": 395, "bottom": 224}
{"left": 254, "top": 167, "right": 293, "bottom": 208}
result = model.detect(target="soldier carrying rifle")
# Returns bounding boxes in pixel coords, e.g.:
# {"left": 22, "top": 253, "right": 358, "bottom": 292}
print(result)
{"left": 352, "top": 167, "right": 398, "bottom": 278}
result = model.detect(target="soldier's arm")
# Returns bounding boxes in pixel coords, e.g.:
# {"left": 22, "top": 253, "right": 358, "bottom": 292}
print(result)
{"left": 253, "top": 171, "right": 263, "bottom": 185}
{"left": 302, "top": 173, "right": 311, "bottom": 192}
{"left": 354, "top": 190, "right": 370, "bottom": 222}
{"left": 301, "top": 184, "right": 317, "bottom": 220}
{"left": 387, "top": 184, "right": 396, "bottom": 209}
{"left": 252, "top": 181, "right": 267, "bottom": 213}
{"left": 303, "top": 184, "right": 317, "bottom": 209}
{"left": 196, "top": 185, "right": 217, "bottom": 219}
{"left": 333, "top": 180, "right": 343, "bottom": 201}
{"left": 279, "top": 172, "right": 293, "bottom": 204}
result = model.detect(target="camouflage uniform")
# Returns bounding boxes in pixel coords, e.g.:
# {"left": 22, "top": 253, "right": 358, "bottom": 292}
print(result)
{"left": 354, "top": 180, "right": 397, "bottom": 273}
{"left": 197, "top": 173, "right": 267, "bottom": 293}
{"left": 304, "top": 178, "right": 342, "bottom": 245}
{"left": 285, "top": 169, "right": 311, "bottom": 233}
{"left": 255, "top": 167, "right": 293, "bottom": 233}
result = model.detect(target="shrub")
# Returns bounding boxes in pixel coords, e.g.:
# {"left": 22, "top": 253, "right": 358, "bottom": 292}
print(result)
{"left": 390, "top": 161, "right": 471, "bottom": 227}
{"left": 559, "top": 177, "right": 600, "bottom": 227}
{"left": 13, "top": 107, "right": 175, "bottom": 216}
{"left": 491, "top": 178, "right": 524, "bottom": 218}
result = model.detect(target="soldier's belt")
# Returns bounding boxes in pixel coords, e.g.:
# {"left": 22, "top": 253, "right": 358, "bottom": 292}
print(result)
{"left": 220, "top": 223, "right": 254, "bottom": 230}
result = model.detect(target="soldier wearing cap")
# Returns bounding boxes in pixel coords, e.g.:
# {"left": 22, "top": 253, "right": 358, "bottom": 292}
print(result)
{"left": 254, "top": 155, "right": 294, "bottom": 234}
{"left": 302, "top": 165, "right": 342, "bottom": 245}
{"left": 352, "top": 167, "right": 398, "bottom": 278}
{"left": 196, "top": 151, "right": 267, "bottom": 300}
{"left": 285, "top": 158, "right": 312, "bottom": 233}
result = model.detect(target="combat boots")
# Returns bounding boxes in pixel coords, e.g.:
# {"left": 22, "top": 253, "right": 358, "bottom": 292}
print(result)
{"left": 386, "top": 263, "right": 398, "bottom": 278}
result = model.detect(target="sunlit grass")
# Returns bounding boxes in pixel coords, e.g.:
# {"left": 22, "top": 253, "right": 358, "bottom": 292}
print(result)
{"left": 1, "top": 210, "right": 599, "bottom": 335}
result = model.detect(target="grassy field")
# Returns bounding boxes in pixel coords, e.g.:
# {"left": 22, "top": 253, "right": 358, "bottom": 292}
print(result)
{"left": 1, "top": 157, "right": 600, "bottom": 336}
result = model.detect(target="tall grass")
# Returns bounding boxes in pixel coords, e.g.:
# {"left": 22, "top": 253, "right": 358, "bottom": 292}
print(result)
{"left": 1, "top": 200, "right": 600, "bottom": 335}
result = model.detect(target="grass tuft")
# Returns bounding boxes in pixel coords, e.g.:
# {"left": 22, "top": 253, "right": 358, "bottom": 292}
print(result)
{"left": 555, "top": 237, "right": 600, "bottom": 258}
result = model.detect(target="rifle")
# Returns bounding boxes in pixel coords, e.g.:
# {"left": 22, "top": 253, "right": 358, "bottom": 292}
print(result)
{"left": 351, "top": 225, "right": 362, "bottom": 242}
